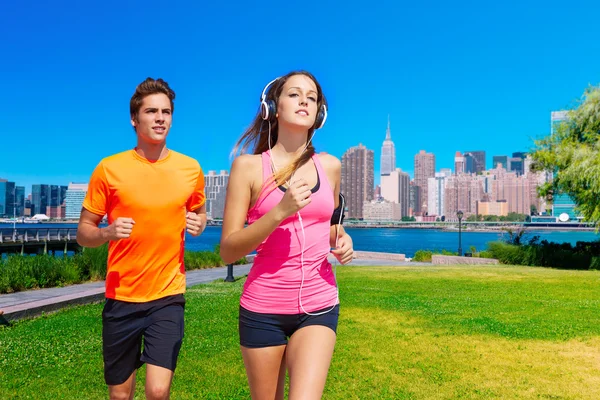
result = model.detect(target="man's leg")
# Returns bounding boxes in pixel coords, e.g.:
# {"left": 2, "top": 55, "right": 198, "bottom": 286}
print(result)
{"left": 145, "top": 365, "right": 174, "bottom": 400}
{"left": 108, "top": 371, "right": 137, "bottom": 400}
{"left": 102, "top": 299, "right": 144, "bottom": 400}
{"left": 141, "top": 295, "right": 185, "bottom": 400}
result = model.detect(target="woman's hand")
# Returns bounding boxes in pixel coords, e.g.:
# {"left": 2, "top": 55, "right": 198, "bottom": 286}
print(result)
{"left": 331, "top": 232, "right": 353, "bottom": 264}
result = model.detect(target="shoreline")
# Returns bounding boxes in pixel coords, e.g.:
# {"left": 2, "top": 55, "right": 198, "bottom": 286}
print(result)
{"left": 344, "top": 225, "right": 597, "bottom": 232}
{"left": 1, "top": 222, "right": 596, "bottom": 233}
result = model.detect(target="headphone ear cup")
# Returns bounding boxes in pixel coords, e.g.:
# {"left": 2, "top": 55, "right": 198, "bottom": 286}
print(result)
{"left": 266, "top": 100, "right": 277, "bottom": 120}
{"left": 315, "top": 104, "right": 328, "bottom": 129}
{"left": 260, "top": 100, "right": 269, "bottom": 120}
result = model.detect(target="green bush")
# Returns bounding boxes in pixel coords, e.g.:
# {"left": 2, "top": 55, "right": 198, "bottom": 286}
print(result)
{"left": 412, "top": 249, "right": 458, "bottom": 262}
{"left": 75, "top": 244, "right": 109, "bottom": 280}
{"left": 413, "top": 250, "right": 433, "bottom": 262}
{"left": 0, "top": 254, "right": 82, "bottom": 293}
{"left": 441, "top": 250, "right": 458, "bottom": 256}
{"left": 486, "top": 240, "right": 600, "bottom": 270}
{"left": 475, "top": 250, "right": 494, "bottom": 259}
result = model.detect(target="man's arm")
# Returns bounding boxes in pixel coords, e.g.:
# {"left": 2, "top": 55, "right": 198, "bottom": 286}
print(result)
{"left": 186, "top": 204, "right": 207, "bottom": 237}
{"left": 77, "top": 208, "right": 135, "bottom": 247}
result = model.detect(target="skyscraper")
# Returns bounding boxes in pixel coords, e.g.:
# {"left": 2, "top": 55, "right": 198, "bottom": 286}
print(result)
{"left": 454, "top": 152, "right": 465, "bottom": 174}
{"left": 380, "top": 168, "right": 410, "bottom": 217}
{"left": 464, "top": 151, "right": 486, "bottom": 173}
{"left": 492, "top": 155, "right": 508, "bottom": 170}
{"left": 427, "top": 172, "right": 449, "bottom": 217}
{"left": 488, "top": 166, "right": 531, "bottom": 215}
{"left": 409, "top": 182, "right": 420, "bottom": 216}
{"left": 205, "top": 170, "right": 229, "bottom": 219}
{"left": 0, "top": 179, "right": 16, "bottom": 217}
{"left": 414, "top": 150, "right": 435, "bottom": 213}
{"left": 509, "top": 156, "right": 524, "bottom": 176}
{"left": 380, "top": 116, "right": 395, "bottom": 176}
{"left": 15, "top": 186, "right": 25, "bottom": 217}
{"left": 444, "top": 174, "right": 485, "bottom": 219}
{"left": 464, "top": 153, "right": 476, "bottom": 174}
{"left": 341, "top": 144, "right": 374, "bottom": 219}
{"left": 32, "top": 184, "right": 50, "bottom": 215}
{"left": 65, "top": 183, "right": 89, "bottom": 219}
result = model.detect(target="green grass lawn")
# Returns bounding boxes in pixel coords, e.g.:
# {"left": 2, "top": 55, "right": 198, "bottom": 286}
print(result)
{"left": 2, "top": 265, "right": 600, "bottom": 399}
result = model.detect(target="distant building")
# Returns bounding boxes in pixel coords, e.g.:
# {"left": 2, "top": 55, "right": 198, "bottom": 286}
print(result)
{"left": 46, "top": 205, "right": 66, "bottom": 219}
{"left": 477, "top": 200, "right": 509, "bottom": 216}
{"left": 363, "top": 199, "right": 402, "bottom": 221}
{"left": 427, "top": 172, "right": 448, "bottom": 217}
{"left": 414, "top": 150, "right": 435, "bottom": 213}
{"left": 409, "top": 182, "right": 420, "bottom": 216}
{"left": 342, "top": 144, "right": 374, "bottom": 219}
{"left": 464, "top": 150, "right": 486, "bottom": 173}
{"left": 65, "top": 183, "right": 89, "bottom": 219}
{"left": 492, "top": 155, "right": 508, "bottom": 170}
{"left": 444, "top": 174, "right": 485, "bottom": 219}
{"left": 380, "top": 168, "right": 410, "bottom": 217}
{"left": 509, "top": 157, "right": 524, "bottom": 176}
{"left": 15, "top": 186, "right": 25, "bottom": 216}
{"left": 487, "top": 166, "right": 531, "bottom": 215}
{"left": 454, "top": 152, "right": 465, "bottom": 175}
{"left": 32, "top": 184, "right": 49, "bottom": 216}
{"left": 380, "top": 116, "right": 396, "bottom": 176}
{"left": 205, "top": 170, "right": 229, "bottom": 219}
{"left": 0, "top": 179, "right": 15, "bottom": 217}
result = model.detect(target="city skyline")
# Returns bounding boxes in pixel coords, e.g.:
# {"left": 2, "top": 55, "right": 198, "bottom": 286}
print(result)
{"left": 2, "top": 1, "right": 599, "bottom": 196}
{"left": 0, "top": 136, "right": 535, "bottom": 197}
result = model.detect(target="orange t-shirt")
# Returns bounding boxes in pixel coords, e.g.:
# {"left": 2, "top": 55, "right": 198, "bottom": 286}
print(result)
{"left": 82, "top": 149, "right": 206, "bottom": 302}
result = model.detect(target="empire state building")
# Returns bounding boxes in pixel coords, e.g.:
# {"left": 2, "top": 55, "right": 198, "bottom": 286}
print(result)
{"left": 380, "top": 116, "right": 395, "bottom": 176}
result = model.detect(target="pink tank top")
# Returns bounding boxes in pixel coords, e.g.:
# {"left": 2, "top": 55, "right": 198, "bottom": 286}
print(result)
{"left": 240, "top": 151, "right": 338, "bottom": 314}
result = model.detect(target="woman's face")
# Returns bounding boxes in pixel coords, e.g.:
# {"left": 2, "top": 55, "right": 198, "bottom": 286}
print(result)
{"left": 276, "top": 74, "right": 319, "bottom": 131}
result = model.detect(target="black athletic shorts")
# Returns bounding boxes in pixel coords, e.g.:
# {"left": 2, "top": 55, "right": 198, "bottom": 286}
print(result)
{"left": 239, "top": 304, "right": 339, "bottom": 348}
{"left": 102, "top": 294, "right": 185, "bottom": 385}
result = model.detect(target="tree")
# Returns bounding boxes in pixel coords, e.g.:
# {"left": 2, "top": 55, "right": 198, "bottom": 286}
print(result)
{"left": 530, "top": 204, "right": 538, "bottom": 216}
{"left": 531, "top": 85, "right": 600, "bottom": 225}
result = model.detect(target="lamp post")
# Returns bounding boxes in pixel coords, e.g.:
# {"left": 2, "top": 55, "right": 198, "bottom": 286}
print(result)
{"left": 457, "top": 210, "right": 463, "bottom": 256}
{"left": 224, "top": 263, "right": 235, "bottom": 282}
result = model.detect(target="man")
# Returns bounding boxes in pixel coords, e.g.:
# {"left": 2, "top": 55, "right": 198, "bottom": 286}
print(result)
{"left": 77, "top": 77, "right": 206, "bottom": 400}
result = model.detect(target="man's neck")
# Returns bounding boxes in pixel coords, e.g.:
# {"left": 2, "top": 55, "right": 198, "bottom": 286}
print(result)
{"left": 135, "top": 141, "right": 169, "bottom": 161}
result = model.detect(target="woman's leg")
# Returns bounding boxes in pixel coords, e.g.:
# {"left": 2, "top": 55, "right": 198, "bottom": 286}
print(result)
{"left": 286, "top": 326, "right": 336, "bottom": 400}
{"left": 241, "top": 345, "right": 287, "bottom": 400}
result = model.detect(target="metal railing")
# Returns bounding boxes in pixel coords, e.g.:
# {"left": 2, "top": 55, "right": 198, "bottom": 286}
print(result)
{"left": 0, "top": 228, "right": 78, "bottom": 244}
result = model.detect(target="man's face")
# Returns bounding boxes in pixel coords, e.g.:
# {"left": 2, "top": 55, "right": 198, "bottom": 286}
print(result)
{"left": 131, "top": 93, "right": 172, "bottom": 144}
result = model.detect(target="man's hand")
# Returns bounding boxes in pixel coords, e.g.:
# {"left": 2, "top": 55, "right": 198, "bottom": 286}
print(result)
{"left": 186, "top": 212, "right": 204, "bottom": 236}
{"left": 331, "top": 233, "right": 354, "bottom": 265}
{"left": 103, "top": 217, "right": 135, "bottom": 241}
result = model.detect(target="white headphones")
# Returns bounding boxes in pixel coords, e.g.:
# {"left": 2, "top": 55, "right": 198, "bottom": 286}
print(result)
{"left": 297, "top": 192, "right": 344, "bottom": 316}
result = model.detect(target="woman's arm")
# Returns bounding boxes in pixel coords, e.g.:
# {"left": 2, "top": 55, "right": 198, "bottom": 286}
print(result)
{"left": 320, "top": 154, "right": 354, "bottom": 264}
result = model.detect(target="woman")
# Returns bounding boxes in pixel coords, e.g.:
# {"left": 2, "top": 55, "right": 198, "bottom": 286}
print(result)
{"left": 220, "top": 70, "right": 354, "bottom": 399}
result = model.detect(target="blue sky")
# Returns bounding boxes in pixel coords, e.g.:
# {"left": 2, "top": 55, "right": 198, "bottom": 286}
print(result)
{"left": 1, "top": 0, "right": 599, "bottom": 195}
